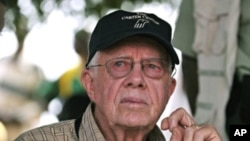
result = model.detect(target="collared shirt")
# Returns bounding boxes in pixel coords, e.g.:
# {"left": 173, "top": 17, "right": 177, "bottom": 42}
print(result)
{"left": 15, "top": 104, "right": 166, "bottom": 141}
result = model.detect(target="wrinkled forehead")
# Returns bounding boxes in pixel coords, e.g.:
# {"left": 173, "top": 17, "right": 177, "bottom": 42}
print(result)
{"left": 99, "top": 35, "right": 169, "bottom": 58}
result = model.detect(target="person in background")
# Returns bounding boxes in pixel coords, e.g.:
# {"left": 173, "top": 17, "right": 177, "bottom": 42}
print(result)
{"left": 0, "top": 0, "right": 48, "bottom": 140}
{"left": 15, "top": 10, "right": 221, "bottom": 141}
{"left": 45, "top": 29, "right": 90, "bottom": 120}
{"left": 0, "top": 37, "right": 47, "bottom": 140}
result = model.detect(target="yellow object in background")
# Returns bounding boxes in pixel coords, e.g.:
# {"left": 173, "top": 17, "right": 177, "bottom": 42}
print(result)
{"left": 0, "top": 121, "right": 8, "bottom": 141}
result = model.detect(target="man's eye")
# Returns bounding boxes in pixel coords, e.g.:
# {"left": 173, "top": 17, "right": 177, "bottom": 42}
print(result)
{"left": 114, "top": 61, "right": 126, "bottom": 67}
{"left": 146, "top": 63, "right": 160, "bottom": 69}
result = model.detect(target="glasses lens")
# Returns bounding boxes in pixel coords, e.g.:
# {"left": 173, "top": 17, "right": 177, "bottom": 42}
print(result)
{"left": 142, "top": 59, "right": 169, "bottom": 78}
{"left": 107, "top": 58, "right": 132, "bottom": 78}
{"left": 106, "top": 58, "right": 170, "bottom": 78}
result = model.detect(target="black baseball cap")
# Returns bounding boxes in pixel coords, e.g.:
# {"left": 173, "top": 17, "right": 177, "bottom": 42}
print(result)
{"left": 86, "top": 10, "right": 179, "bottom": 68}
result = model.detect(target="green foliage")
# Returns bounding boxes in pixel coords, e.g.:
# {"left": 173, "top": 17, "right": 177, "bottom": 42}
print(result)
{"left": 4, "top": 0, "right": 177, "bottom": 57}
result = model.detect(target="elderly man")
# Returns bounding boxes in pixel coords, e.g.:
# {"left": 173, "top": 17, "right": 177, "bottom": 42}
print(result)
{"left": 15, "top": 10, "right": 221, "bottom": 141}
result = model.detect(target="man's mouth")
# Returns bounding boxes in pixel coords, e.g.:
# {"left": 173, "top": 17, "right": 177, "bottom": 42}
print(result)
{"left": 120, "top": 97, "right": 147, "bottom": 105}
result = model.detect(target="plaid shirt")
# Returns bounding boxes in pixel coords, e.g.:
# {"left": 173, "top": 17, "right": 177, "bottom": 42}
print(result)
{"left": 15, "top": 104, "right": 165, "bottom": 141}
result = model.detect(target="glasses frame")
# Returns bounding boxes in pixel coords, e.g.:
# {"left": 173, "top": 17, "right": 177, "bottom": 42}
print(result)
{"left": 86, "top": 57, "right": 174, "bottom": 79}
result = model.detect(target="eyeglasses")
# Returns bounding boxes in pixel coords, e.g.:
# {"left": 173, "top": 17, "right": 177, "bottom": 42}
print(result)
{"left": 86, "top": 57, "right": 172, "bottom": 79}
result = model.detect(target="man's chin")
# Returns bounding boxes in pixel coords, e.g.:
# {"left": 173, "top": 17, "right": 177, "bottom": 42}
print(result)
{"left": 117, "top": 113, "right": 152, "bottom": 127}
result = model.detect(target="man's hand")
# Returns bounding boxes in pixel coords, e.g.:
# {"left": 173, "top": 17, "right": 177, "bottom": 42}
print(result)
{"left": 161, "top": 108, "right": 222, "bottom": 141}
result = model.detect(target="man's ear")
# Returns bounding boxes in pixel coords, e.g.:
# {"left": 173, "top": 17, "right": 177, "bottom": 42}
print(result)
{"left": 81, "top": 70, "right": 95, "bottom": 102}
{"left": 168, "top": 77, "right": 176, "bottom": 97}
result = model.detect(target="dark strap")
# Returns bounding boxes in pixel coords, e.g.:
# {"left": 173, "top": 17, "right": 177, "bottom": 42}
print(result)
{"left": 74, "top": 115, "right": 83, "bottom": 138}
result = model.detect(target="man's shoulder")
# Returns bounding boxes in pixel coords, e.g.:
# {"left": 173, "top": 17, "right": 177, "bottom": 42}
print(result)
{"left": 15, "top": 119, "right": 77, "bottom": 141}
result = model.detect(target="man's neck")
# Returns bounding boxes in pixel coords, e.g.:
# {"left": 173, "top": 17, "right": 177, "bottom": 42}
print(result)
{"left": 112, "top": 128, "right": 149, "bottom": 141}
{"left": 93, "top": 106, "right": 153, "bottom": 141}
{"left": 100, "top": 122, "right": 151, "bottom": 141}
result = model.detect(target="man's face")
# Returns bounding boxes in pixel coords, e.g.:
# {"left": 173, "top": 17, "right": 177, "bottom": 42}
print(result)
{"left": 0, "top": 2, "right": 5, "bottom": 31}
{"left": 83, "top": 37, "right": 176, "bottom": 129}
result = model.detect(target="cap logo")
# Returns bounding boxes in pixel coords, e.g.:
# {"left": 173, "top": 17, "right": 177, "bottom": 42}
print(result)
{"left": 121, "top": 13, "right": 159, "bottom": 29}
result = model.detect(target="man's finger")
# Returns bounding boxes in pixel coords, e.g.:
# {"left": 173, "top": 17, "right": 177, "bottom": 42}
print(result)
{"left": 193, "top": 125, "right": 222, "bottom": 141}
{"left": 169, "top": 127, "right": 183, "bottom": 141}
{"left": 161, "top": 108, "right": 195, "bottom": 131}
{"left": 161, "top": 117, "right": 169, "bottom": 130}
{"left": 183, "top": 126, "right": 197, "bottom": 141}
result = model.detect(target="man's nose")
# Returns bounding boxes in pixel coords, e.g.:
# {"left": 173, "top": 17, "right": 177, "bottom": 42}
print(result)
{"left": 124, "top": 63, "right": 146, "bottom": 88}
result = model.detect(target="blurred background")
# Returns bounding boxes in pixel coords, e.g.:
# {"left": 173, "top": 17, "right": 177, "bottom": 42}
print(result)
{"left": 0, "top": 0, "right": 191, "bottom": 140}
